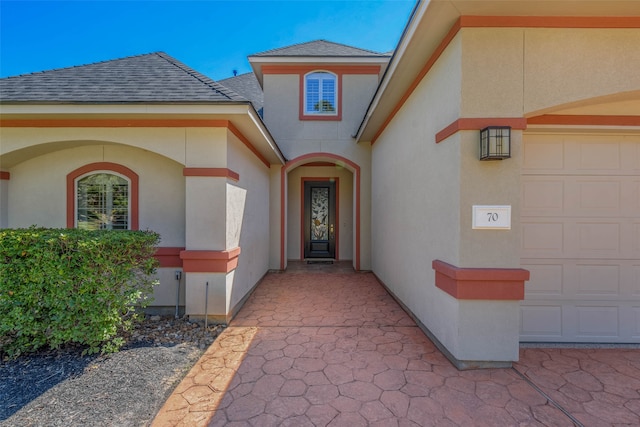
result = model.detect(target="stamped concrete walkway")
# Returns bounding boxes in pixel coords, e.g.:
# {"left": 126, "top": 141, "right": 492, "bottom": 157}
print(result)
{"left": 153, "top": 262, "right": 640, "bottom": 426}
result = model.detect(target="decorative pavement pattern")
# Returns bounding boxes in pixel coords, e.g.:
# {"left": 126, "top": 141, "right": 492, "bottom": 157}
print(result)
{"left": 153, "top": 263, "right": 640, "bottom": 426}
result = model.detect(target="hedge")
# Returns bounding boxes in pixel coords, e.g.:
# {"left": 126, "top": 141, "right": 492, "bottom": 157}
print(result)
{"left": 0, "top": 227, "right": 160, "bottom": 358}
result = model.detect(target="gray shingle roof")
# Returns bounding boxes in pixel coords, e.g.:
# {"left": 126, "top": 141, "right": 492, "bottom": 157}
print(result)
{"left": 251, "top": 40, "right": 388, "bottom": 58}
{"left": 218, "top": 72, "right": 263, "bottom": 114}
{"left": 0, "top": 52, "right": 249, "bottom": 104}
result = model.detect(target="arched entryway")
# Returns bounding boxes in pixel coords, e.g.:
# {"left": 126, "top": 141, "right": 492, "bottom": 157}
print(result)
{"left": 280, "top": 153, "right": 361, "bottom": 271}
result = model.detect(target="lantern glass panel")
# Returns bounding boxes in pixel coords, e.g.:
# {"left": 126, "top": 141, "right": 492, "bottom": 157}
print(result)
{"left": 479, "top": 126, "right": 511, "bottom": 160}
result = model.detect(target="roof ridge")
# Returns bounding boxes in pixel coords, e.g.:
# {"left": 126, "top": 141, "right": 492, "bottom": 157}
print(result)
{"left": 250, "top": 39, "right": 387, "bottom": 57}
{"left": 155, "top": 52, "right": 247, "bottom": 102}
{"left": 1, "top": 52, "right": 163, "bottom": 80}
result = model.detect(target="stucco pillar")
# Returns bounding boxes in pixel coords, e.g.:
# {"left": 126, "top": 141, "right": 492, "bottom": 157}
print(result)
{"left": 180, "top": 128, "right": 239, "bottom": 323}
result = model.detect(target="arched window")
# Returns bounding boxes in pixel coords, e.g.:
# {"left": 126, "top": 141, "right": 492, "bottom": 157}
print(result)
{"left": 67, "top": 162, "right": 139, "bottom": 230}
{"left": 304, "top": 71, "right": 337, "bottom": 115}
{"left": 76, "top": 172, "right": 130, "bottom": 230}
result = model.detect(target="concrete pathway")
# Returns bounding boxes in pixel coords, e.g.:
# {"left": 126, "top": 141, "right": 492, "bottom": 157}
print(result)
{"left": 152, "top": 263, "right": 640, "bottom": 426}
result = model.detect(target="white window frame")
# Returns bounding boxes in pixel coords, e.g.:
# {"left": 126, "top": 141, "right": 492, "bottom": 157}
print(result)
{"left": 75, "top": 171, "right": 131, "bottom": 230}
{"left": 304, "top": 71, "right": 338, "bottom": 116}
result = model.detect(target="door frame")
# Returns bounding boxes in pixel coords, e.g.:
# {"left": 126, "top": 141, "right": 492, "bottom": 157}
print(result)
{"left": 300, "top": 177, "right": 339, "bottom": 260}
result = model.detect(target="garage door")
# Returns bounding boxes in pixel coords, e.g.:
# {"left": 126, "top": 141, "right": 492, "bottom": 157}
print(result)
{"left": 520, "top": 133, "right": 640, "bottom": 343}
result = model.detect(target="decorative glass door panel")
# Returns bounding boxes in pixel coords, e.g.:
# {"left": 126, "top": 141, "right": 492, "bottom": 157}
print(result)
{"left": 304, "top": 181, "right": 336, "bottom": 259}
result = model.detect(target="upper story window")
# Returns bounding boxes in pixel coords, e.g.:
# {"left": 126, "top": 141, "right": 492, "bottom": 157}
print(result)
{"left": 304, "top": 71, "right": 338, "bottom": 116}
{"left": 76, "top": 172, "right": 130, "bottom": 230}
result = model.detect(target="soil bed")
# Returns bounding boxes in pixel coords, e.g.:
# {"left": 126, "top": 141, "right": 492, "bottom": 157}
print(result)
{"left": 1, "top": 315, "right": 224, "bottom": 427}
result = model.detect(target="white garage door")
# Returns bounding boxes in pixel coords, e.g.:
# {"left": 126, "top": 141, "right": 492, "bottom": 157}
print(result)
{"left": 520, "top": 133, "right": 640, "bottom": 343}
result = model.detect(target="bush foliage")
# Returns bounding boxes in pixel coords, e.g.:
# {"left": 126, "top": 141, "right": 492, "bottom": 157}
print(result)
{"left": 0, "top": 227, "right": 160, "bottom": 358}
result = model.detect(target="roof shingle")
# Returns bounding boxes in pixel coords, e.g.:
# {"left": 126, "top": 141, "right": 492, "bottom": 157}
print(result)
{"left": 250, "top": 40, "right": 388, "bottom": 58}
{"left": 0, "top": 52, "right": 249, "bottom": 104}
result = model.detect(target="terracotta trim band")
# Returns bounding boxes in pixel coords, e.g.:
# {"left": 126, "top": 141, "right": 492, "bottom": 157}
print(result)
{"left": 527, "top": 114, "right": 640, "bottom": 127}
{"left": 0, "top": 119, "right": 231, "bottom": 128}
{"left": 183, "top": 168, "right": 240, "bottom": 181}
{"left": 371, "top": 18, "right": 463, "bottom": 144}
{"left": 180, "top": 248, "right": 241, "bottom": 273}
{"left": 262, "top": 65, "right": 381, "bottom": 75}
{"left": 227, "top": 121, "right": 271, "bottom": 168}
{"left": 432, "top": 259, "right": 529, "bottom": 300}
{"left": 436, "top": 118, "right": 528, "bottom": 143}
{"left": 460, "top": 15, "right": 640, "bottom": 29}
{"left": 66, "top": 162, "right": 139, "bottom": 230}
{"left": 155, "top": 247, "right": 185, "bottom": 268}
{"left": 371, "top": 15, "right": 640, "bottom": 144}
{"left": 0, "top": 118, "right": 271, "bottom": 168}
{"left": 0, "top": 171, "right": 10, "bottom": 180}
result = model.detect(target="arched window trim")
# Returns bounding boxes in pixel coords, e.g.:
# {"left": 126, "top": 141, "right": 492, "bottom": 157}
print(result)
{"left": 66, "top": 162, "right": 139, "bottom": 230}
{"left": 302, "top": 70, "right": 341, "bottom": 120}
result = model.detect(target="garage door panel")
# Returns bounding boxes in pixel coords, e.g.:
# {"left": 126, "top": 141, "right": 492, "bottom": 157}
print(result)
{"left": 521, "top": 133, "right": 640, "bottom": 343}
{"left": 521, "top": 222, "right": 564, "bottom": 257}
{"left": 576, "top": 306, "right": 619, "bottom": 338}
{"left": 575, "top": 221, "right": 621, "bottom": 257}
{"left": 522, "top": 135, "right": 565, "bottom": 172}
{"left": 522, "top": 263, "right": 563, "bottom": 296}
{"left": 520, "top": 305, "right": 563, "bottom": 338}
{"left": 575, "top": 264, "right": 620, "bottom": 296}
{"left": 522, "top": 178, "right": 564, "bottom": 216}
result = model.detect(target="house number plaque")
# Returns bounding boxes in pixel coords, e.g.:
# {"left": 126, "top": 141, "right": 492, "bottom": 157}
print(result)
{"left": 472, "top": 205, "right": 511, "bottom": 230}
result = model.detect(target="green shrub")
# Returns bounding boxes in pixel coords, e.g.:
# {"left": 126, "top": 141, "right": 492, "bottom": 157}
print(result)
{"left": 0, "top": 227, "right": 160, "bottom": 358}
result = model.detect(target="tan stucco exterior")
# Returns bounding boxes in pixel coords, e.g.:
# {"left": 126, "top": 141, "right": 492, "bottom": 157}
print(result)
{"left": 2, "top": 0, "right": 639, "bottom": 366}
{"left": 361, "top": 4, "right": 640, "bottom": 365}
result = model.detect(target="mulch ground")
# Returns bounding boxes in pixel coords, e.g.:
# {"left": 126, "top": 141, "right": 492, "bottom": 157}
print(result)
{"left": 0, "top": 316, "right": 224, "bottom": 426}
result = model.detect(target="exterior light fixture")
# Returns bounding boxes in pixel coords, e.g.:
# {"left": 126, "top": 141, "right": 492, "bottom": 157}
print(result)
{"left": 479, "top": 126, "right": 511, "bottom": 160}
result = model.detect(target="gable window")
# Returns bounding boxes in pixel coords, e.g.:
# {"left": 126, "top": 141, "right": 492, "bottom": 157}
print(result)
{"left": 305, "top": 71, "right": 337, "bottom": 116}
{"left": 76, "top": 173, "right": 130, "bottom": 230}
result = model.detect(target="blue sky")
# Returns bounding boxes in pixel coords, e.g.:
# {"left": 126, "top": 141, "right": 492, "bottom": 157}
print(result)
{"left": 0, "top": 0, "right": 415, "bottom": 80}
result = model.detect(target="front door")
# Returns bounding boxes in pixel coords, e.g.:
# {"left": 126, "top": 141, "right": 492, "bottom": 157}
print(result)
{"left": 303, "top": 180, "right": 336, "bottom": 259}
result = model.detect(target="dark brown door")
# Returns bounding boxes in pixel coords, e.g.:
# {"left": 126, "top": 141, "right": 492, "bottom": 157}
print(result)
{"left": 303, "top": 181, "right": 336, "bottom": 259}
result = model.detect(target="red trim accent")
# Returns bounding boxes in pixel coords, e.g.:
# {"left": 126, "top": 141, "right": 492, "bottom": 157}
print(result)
{"left": 371, "top": 18, "right": 463, "bottom": 144}
{"left": 180, "top": 248, "right": 241, "bottom": 273}
{"left": 183, "top": 168, "right": 240, "bottom": 181}
{"left": 1, "top": 119, "right": 271, "bottom": 169}
{"left": 0, "top": 171, "right": 9, "bottom": 180}
{"left": 527, "top": 115, "right": 640, "bottom": 127}
{"left": 155, "top": 247, "right": 184, "bottom": 268}
{"left": 0, "top": 119, "right": 230, "bottom": 128}
{"left": 460, "top": 16, "right": 640, "bottom": 29}
{"left": 281, "top": 153, "right": 360, "bottom": 270}
{"left": 435, "top": 118, "right": 528, "bottom": 143}
{"left": 227, "top": 121, "right": 271, "bottom": 168}
{"left": 66, "top": 162, "right": 139, "bottom": 230}
{"left": 371, "top": 15, "right": 640, "bottom": 144}
{"left": 432, "top": 260, "right": 529, "bottom": 300}
{"left": 300, "top": 177, "right": 340, "bottom": 261}
{"left": 262, "top": 65, "right": 381, "bottom": 75}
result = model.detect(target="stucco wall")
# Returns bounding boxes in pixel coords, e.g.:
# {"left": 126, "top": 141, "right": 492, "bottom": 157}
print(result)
{"left": 226, "top": 129, "right": 271, "bottom": 312}
{"left": 372, "top": 35, "right": 465, "bottom": 357}
{"left": 263, "top": 71, "right": 375, "bottom": 270}
{"left": 460, "top": 27, "right": 640, "bottom": 117}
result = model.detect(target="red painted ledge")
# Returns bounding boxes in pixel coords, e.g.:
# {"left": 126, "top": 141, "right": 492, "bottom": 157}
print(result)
{"left": 432, "top": 260, "right": 529, "bottom": 300}
{"left": 180, "top": 248, "right": 241, "bottom": 273}
{"left": 154, "top": 247, "right": 185, "bottom": 268}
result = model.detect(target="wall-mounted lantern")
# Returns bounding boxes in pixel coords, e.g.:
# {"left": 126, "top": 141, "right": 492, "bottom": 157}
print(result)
{"left": 479, "top": 126, "right": 511, "bottom": 160}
